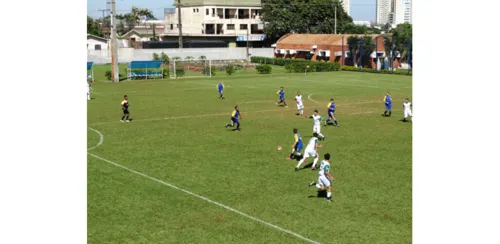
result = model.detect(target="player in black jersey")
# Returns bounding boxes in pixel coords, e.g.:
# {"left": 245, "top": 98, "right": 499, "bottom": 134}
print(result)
{"left": 121, "top": 95, "right": 130, "bottom": 123}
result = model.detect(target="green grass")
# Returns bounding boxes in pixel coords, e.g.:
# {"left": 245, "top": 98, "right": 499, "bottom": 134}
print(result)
{"left": 87, "top": 67, "right": 412, "bottom": 244}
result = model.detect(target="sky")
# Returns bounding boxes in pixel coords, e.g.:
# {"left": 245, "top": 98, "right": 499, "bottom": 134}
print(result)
{"left": 87, "top": 0, "right": 376, "bottom": 22}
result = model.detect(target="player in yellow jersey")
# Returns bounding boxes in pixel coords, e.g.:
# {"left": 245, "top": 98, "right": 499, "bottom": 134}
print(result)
{"left": 120, "top": 95, "right": 131, "bottom": 123}
{"left": 225, "top": 105, "right": 241, "bottom": 131}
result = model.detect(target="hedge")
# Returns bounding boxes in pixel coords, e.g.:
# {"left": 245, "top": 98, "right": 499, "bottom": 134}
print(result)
{"left": 251, "top": 56, "right": 340, "bottom": 73}
{"left": 256, "top": 64, "right": 272, "bottom": 74}
{"left": 341, "top": 66, "right": 412, "bottom": 76}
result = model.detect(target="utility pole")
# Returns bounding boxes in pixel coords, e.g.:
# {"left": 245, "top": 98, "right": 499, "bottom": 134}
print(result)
{"left": 246, "top": 27, "right": 249, "bottom": 61}
{"left": 98, "top": 8, "right": 110, "bottom": 37}
{"left": 177, "top": 0, "right": 183, "bottom": 48}
{"left": 334, "top": 3, "right": 337, "bottom": 34}
{"left": 109, "top": 0, "right": 119, "bottom": 82}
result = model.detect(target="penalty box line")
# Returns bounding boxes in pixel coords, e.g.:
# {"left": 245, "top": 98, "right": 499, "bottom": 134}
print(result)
{"left": 88, "top": 153, "right": 322, "bottom": 244}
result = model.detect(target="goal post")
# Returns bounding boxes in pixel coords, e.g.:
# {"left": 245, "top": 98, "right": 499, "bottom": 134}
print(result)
{"left": 168, "top": 59, "right": 212, "bottom": 79}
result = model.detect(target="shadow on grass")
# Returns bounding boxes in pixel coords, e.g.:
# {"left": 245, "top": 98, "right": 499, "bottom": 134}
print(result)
{"left": 308, "top": 190, "right": 327, "bottom": 198}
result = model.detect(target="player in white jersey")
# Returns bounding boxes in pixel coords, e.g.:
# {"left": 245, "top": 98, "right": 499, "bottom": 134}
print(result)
{"left": 295, "top": 133, "right": 320, "bottom": 171}
{"left": 402, "top": 98, "right": 412, "bottom": 122}
{"left": 307, "top": 110, "right": 325, "bottom": 140}
{"left": 309, "top": 153, "right": 335, "bottom": 202}
{"left": 87, "top": 81, "right": 92, "bottom": 100}
{"left": 295, "top": 92, "right": 304, "bottom": 116}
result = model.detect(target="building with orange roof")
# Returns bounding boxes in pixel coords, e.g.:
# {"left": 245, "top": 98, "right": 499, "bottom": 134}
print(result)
{"left": 274, "top": 33, "right": 400, "bottom": 69}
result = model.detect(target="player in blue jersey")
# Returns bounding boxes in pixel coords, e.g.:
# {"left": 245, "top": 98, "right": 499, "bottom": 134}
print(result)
{"left": 324, "top": 98, "right": 339, "bottom": 127}
{"left": 275, "top": 86, "right": 287, "bottom": 107}
{"left": 382, "top": 92, "right": 392, "bottom": 117}
{"left": 225, "top": 105, "right": 241, "bottom": 131}
{"left": 286, "top": 128, "right": 303, "bottom": 160}
{"left": 217, "top": 81, "right": 225, "bottom": 99}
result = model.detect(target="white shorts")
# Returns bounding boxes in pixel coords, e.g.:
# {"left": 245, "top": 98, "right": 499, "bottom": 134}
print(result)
{"left": 318, "top": 175, "right": 331, "bottom": 187}
{"left": 304, "top": 149, "right": 317, "bottom": 158}
{"left": 404, "top": 110, "right": 412, "bottom": 118}
{"left": 297, "top": 103, "right": 304, "bottom": 110}
{"left": 313, "top": 125, "right": 321, "bottom": 134}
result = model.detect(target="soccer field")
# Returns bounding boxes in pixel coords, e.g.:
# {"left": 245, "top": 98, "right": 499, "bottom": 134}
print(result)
{"left": 87, "top": 67, "right": 412, "bottom": 244}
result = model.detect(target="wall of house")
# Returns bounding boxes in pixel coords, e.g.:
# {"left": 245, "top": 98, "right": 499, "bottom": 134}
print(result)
{"left": 87, "top": 39, "right": 109, "bottom": 50}
{"left": 87, "top": 47, "right": 274, "bottom": 64}
{"left": 164, "top": 6, "right": 263, "bottom": 36}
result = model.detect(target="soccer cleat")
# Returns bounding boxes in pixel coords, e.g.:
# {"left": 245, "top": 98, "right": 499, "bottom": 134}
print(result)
{"left": 309, "top": 181, "right": 316, "bottom": 187}
{"left": 126, "top": 120, "right": 131, "bottom": 123}
{"left": 120, "top": 120, "right": 124, "bottom": 123}
{"left": 295, "top": 167, "right": 299, "bottom": 172}
{"left": 312, "top": 167, "right": 316, "bottom": 171}
{"left": 327, "top": 198, "right": 333, "bottom": 202}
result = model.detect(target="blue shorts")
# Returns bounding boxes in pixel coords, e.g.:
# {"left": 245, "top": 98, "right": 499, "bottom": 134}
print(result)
{"left": 231, "top": 118, "right": 240, "bottom": 124}
{"left": 280, "top": 96, "right": 285, "bottom": 101}
{"left": 385, "top": 104, "right": 392, "bottom": 110}
{"left": 328, "top": 110, "right": 335, "bottom": 117}
{"left": 295, "top": 143, "right": 303, "bottom": 152}
{"left": 218, "top": 89, "right": 223, "bottom": 94}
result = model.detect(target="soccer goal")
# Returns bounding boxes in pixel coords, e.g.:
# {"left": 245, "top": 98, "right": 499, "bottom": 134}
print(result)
{"left": 169, "top": 59, "right": 213, "bottom": 79}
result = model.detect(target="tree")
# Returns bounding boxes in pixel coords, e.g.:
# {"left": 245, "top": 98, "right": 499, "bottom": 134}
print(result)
{"left": 87, "top": 16, "right": 104, "bottom": 37}
{"left": 360, "top": 36, "right": 375, "bottom": 68}
{"left": 347, "top": 35, "right": 360, "bottom": 67}
{"left": 261, "top": 0, "right": 353, "bottom": 43}
{"left": 391, "top": 23, "right": 412, "bottom": 65}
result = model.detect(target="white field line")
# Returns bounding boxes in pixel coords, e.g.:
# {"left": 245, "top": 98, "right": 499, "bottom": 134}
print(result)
{"left": 239, "top": 100, "right": 275, "bottom": 104}
{"left": 88, "top": 108, "right": 292, "bottom": 126}
{"left": 307, "top": 94, "right": 320, "bottom": 104}
{"left": 275, "top": 77, "right": 405, "bottom": 90}
{"left": 186, "top": 80, "right": 232, "bottom": 88}
{"left": 87, "top": 128, "right": 104, "bottom": 151}
{"left": 87, "top": 153, "right": 322, "bottom": 244}
{"left": 89, "top": 101, "right": 383, "bottom": 126}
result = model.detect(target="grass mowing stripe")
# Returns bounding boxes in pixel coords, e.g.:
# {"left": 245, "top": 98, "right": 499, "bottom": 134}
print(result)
{"left": 87, "top": 152, "right": 322, "bottom": 244}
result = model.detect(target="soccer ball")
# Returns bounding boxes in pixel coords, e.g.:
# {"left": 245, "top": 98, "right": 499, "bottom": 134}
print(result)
{"left": 277, "top": 146, "right": 282, "bottom": 151}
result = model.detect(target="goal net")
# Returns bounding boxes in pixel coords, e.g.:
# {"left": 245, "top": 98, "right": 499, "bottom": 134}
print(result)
{"left": 169, "top": 59, "right": 213, "bottom": 79}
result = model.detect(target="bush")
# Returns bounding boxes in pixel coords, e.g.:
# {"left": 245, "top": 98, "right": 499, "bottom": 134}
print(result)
{"left": 256, "top": 64, "right": 272, "bottom": 74}
{"left": 252, "top": 56, "right": 340, "bottom": 73}
{"left": 340, "top": 66, "right": 412, "bottom": 76}
{"left": 175, "top": 67, "right": 185, "bottom": 77}
{"left": 105, "top": 70, "right": 112, "bottom": 80}
{"left": 226, "top": 64, "right": 235, "bottom": 75}
{"left": 163, "top": 68, "right": 170, "bottom": 78}
{"left": 161, "top": 52, "right": 169, "bottom": 65}
{"left": 153, "top": 53, "right": 160, "bottom": 61}
{"left": 105, "top": 70, "right": 123, "bottom": 80}
{"left": 202, "top": 66, "right": 216, "bottom": 76}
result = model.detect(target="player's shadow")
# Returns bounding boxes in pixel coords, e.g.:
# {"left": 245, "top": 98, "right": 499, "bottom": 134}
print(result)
{"left": 399, "top": 119, "right": 412, "bottom": 123}
{"left": 299, "top": 162, "right": 314, "bottom": 170}
{"left": 308, "top": 190, "right": 327, "bottom": 198}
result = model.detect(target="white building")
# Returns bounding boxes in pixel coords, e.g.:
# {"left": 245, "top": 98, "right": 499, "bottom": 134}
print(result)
{"left": 377, "top": 0, "right": 411, "bottom": 25}
{"left": 376, "top": 0, "right": 393, "bottom": 25}
{"left": 394, "top": 0, "right": 412, "bottom": 24}
{"left": 160, "top": 0, "right": 265, "bottom": 47}
{"left": 87, "top": 34, "right": 109, "bottom": 50}
{"left": 342, "top": 0, "right": 350, "bottom": 16}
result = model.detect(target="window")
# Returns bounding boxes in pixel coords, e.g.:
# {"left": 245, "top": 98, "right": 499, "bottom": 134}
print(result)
{"left": 94, "top": 44, "right": 101, "bottom": 50}
{"left": 227, "top": 24, "right": 235, "bottom": 30}
{"left": 193, "top": 9, "right": 196, "bottom": 13}
{"left": 170, "top": 24, "right": 173, "bottom": 30}
{"left": 240, "top": 24, "right": 248, "bottom": 30}
{"left": 206, "top": 9, "right": 209, "bottom": 15}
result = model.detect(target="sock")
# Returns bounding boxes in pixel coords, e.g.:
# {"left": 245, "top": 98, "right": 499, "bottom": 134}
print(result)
{"left": 315, "top": 184, "right": 322, "bottom": 189}
{"left": 334, "top": 120, "right": 338, "bottom": 125}
{"left": 389, "top": 111, "right": 392, "bottom": 116}
{"left": 318, "top": 132, "right": 325, "bottom": 138}
{"left": 296, "top": 158, "right": 305, "bottom": 168}
{"left": 236, "top": 123, "right": 240, "bottom": 130}
{"left": 289, "top": 153, "right": 294, "bottom": 158}
{"left": 312, "top": 157, "right": 319, "bottom": 168}
{"left": 87, "top": 94, "right": 90, "bottom": 100}
{"left": 327, "top": 191, "right": 332, "bottom": 199}
{"left": 327, "top": 117, "right": 331, "bottom": 122}
{"left": 125, "top": 116, "right": 129, "bottom": 120}
{"left": 121, "top": 116, "right": 125, "bottom": 120}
